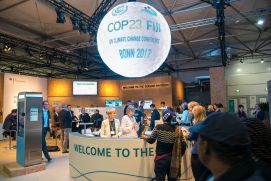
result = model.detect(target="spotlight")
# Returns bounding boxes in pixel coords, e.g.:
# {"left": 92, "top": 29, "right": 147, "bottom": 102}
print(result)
{"left": 265, "top": 88, "right": 268, "bottom": 91}
{"left": 55, "top": 8, "right": 65, "bottom": 23}
{"left": 70, "top": 15, "right": 80, "bottom": 30}
{"left": 237, "top": 68, "right": 241, "bottom": 72}
{"left": 235, "top": 89, "right": 240, "bottom": 93}
{"left": 260, "top": 59, "right": 264, "bottom": 63}
{"left": 3, "top": 44, "right": 12, "bottom": 52}
{"left": 257, "top": 19, "right": 264, "bottom": 25}
{"left": 240, "top": 58, "right": 244, "bottom": 63}
{"left": 39, "top": 53, "right": 45, "bottom": 60}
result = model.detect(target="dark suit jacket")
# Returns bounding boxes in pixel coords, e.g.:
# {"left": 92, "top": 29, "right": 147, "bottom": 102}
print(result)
{"left": 64, "top": 111, "right": 73, "bottom": 128}
{"left": 42, "top": 110, "right": 51, "bottom": 128}
{"left": 58, "top": 109, "right": 67, "bottom": 129}
{"left": 151, "top": 109, "right": 160, "bottom": 121}
{"left": 79, "top": 113, "right": 91, "bottom": 123}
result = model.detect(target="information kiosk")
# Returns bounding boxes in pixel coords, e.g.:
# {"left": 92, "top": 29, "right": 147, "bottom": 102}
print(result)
{"left": 17, "top": 92, "right": 43, "bottom": 166}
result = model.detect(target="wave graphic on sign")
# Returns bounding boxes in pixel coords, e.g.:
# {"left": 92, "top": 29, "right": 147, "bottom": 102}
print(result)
{"left": 70, "top": 163, "right": 153, "bottom": 180}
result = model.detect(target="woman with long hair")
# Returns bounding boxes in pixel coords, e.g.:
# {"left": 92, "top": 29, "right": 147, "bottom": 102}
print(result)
{"left": 188, "top": 105, "right": 208, "bottom": 181}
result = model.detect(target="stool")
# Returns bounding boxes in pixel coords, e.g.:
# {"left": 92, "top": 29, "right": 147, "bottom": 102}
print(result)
{"left": 3, "top": 130, "right": 17, "bottom": 149}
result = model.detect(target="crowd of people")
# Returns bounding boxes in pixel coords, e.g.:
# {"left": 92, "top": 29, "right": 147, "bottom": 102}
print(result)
{"left": 1, "top": 99, "right": 270, "bottom": 181}
{"left": 142, "top": 101, "right": 270, "bottom": 181}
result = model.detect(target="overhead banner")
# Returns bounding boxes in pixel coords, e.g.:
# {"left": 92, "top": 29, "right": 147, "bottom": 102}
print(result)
{"left": 122, "top": 82, "right": 170, "bottom": 90}
{"left": 97, "top": 2, "right": 171, "bottom": 77}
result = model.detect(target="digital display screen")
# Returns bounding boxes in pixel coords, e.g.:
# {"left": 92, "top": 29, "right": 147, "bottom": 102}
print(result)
{"left": 30, "top": 108, "right": 39, "bottom": 122}
{"left": 73, "top": 81, "right": 98, "bottom": 95}
{"left": 139, "top": 100, "right": 152, "bottom": 109}
{"left": 105, "top": 100, "right": 123, "bottom": 107}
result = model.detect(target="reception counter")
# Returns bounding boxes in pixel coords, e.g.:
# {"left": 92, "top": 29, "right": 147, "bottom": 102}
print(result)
{"left": 69, "top": 133, "right": 194, "bottom": 181}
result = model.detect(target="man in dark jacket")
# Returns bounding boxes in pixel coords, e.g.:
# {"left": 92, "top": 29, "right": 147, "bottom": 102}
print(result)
{"left": 42, "top": 101, "right": 52, "bottom": 162}
{"left": 150, "top": 104, "right": 160, "bottom": 130}
{"left": 91, "top": 109, "right": 103, "bottom": 129}
{"left": 2, "top": 109, "right": 17, "bottom": 140}
{"left": 58, "top": 104, "right": 72, "bottom": 153}
{"left": 78, "top": 107, "right": 91, "bottom": 133}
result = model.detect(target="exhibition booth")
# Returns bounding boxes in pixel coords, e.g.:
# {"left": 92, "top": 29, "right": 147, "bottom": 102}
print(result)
{"left": 69, "top": 133, "right": 194, "bottom": 181}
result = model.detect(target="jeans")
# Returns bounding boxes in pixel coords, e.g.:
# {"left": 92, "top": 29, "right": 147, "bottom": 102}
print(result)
{"left": 191, "top": 154, "right": 207, "bottom": 181}
{"left": 61, "top": 128, "right": 71, "bottom": 152}
{"left": 155, "top": 157, "right": 177, "bottom": 181}
{"left": 42, "top": 127, "right": 51, "bottom": 160}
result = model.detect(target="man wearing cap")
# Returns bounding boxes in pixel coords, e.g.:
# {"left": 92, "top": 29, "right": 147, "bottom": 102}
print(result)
{"left": 142, "top": 109, "right": 177, "bottom": 181}
{"left": 190, "top": 112, "right": 267, "bottom": 181}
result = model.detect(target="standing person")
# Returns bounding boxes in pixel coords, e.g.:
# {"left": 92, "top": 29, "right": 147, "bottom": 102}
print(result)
{"left": 100, "top": 108, "right": 121, "bottom": 138}
{"left": 179, "top": 102, "right": 189, "bottom": 125}
{"left": 191, "top": 113, "right": 267, "bottom": 181}
{"left": 2, "top": 109, "right": 17, "bottom": 140}
{"left": 67, "top": 104, "right": 77, "bottom": 120}
{"left": 133, "top": 102, "right": 144, "bottom": 137}
{"left": 139, "top": 100, "right": 145, "bottom": 113}
{"left": 91, "top": 109, "right": 104, "bottom": 130}
{"left": 123, "top": 100, "right": 132, "bottom": 115}
{"left": 206, "top": 105, "right": 215, "bottom": 116}
{"left": 150, "top": 104, "right": 160, "bottom": 130}
{"left": 214, "top": 103, "right": 224, "bottom": 112}
{"left": 58, "top": 104, "right": 67, "bottom": 151}
{"left": 58, "top": 104, "right": 72, "bottom": 153}
{"left": 41, "top": 101, "right": 52, "bottom": 162}
{"left": 187, "top": 101, "right": 199, "bottom": 126}
{"left": 120, "top": 105, "right": 139, "bottom": 138}
{"left": 78, "top": 107, "right": 91, "bottom": 133}
{"left": 160, "top": 101, "right": 167, "bottom": 109}
{"left": 187, "top": 105, "right": 207, "bottom": 181}
{"left": 253, "top": 104, "right": 264, "bottom": 121}
{"left": 51, "top": 106, "right": 60, "bottom": 139}
{"left": 142, "top": 109, "right": 178, "bottom": 181}
{"left": 237, "top": 105, "right": 247, "bottom": 121}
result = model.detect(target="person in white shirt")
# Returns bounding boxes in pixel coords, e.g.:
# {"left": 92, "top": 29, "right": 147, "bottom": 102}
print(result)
{"left": 100, "top": 108, "right": 121, "bottom": 138}
{"left": 160, "top": 101, "right": 167, "bottom": 109}
{"left": 120, "top": 105, "right": 139, "bottom": 138}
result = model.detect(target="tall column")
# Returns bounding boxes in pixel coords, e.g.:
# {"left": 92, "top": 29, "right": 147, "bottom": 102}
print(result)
{"left": 209, "top": 67, "right": 227, "bottom": 111}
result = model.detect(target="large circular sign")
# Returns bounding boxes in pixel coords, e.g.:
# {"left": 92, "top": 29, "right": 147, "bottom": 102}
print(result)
{"left": 97, "top": 2, "right": 171, "bottom": 77}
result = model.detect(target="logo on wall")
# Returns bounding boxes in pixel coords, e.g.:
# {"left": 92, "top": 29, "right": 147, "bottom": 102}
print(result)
{"left": 97, "top": 2, "right": 171, "bottom": 77}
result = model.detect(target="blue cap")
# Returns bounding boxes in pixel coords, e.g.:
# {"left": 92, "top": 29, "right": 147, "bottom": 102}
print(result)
{"left": 162, "top": 109, "right": 175, "bottom": 122}
{"left": 190, "top": 112, "right": 250, "bottom": 147}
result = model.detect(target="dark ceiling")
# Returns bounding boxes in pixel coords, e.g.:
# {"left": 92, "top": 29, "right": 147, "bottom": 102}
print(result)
{"left": 0, "top": 0, "right": 270, "bottom": 79}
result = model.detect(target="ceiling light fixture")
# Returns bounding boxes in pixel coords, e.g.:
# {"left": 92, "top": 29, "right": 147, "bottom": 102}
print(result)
{"left": 235, "top": 89, "right": 240, "bottom": 93}
{"left": 237, "top": 68, "right": 241, "bottom": 72}
{"left": 3, "top": 44, "right": 12, "bottom": 52}
{"left": 257, "top": 19, "right": 264, "bottom": 25}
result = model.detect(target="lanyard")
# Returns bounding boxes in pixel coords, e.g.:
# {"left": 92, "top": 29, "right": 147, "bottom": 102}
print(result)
{"left": 109, "top": 120, "right": 115, "bottom": 131}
